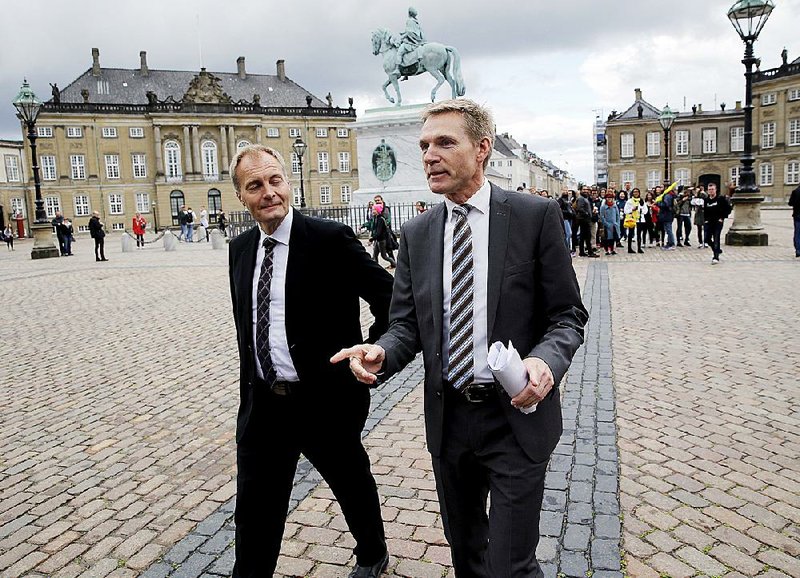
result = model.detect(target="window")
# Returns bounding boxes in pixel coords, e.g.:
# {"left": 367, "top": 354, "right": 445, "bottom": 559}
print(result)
{"left": 786, "top": 161, "right": 800, "bottom": 185}
{"left": 293, "top": 186, "right": 302, "bottom": 206}
{"left": 236, "top": 140, "right": 251, "bottom": 151}
{"left": 702, "top": 129, "right": 717, "bottom": 153}
{"left": 11, "top": 197, "right": 25, "bottom": 217}
{"left": 340, "top": 184, "right": 351, "bottom": 203}
{"left": 108, "top": 194, "right": 123, "bottom": 215}
{"left": 788, "top": 119, "right": 800, "bottom": 146}
{"left": 201, "top": 141, "right": 218, "bottom": 179}
{"left": 129, "top": 127, "right": 145, "bottom": 138}
{"left": 165, "top": 141, "right": 182, "bottom": 180}
{"left": 208, "top": 189, "right": 222, "bottom": 221}
{"left": 45, "top": 196, "right": 60, "bottom": 218}
{"left": 338, "top": 152, "right": 350, "bottom": 172}
{"left": 507, "top": 160, "right": 513, "bottom": 167}
{"left": 337, "top": 128, "right": 349, "bottom": 138}
{"left": 621, "top": 134, "right": 634, "bottom": 158}
{"left": 316, "top": 127, "right": 328, "bottom": 138}
{"left": 489, "top": 161, "right": 496, "bottom": 167}
{"left": 789, "top": 88, "right": 800, "bottom": 101}
{"left": 290, "top": 153, "right": 301, "bottom": 174}
{"left": 761, "top": 92, "right": 776, "bottom": 105}
{"left": 646, "top": 170, "right": 661, "bottom": 190}
{"left": 318, "top": 152, "right": 329, "bottom": 173}
{"left": 77, "top": 225, "right": 90, "bottom": 233}
{"left": 66, "top": 126, "right": 83, "bottom": 138}
{"left": 170, "top": 190, "right": 185, "bottom": 225}
{"left": 675, "top": 168, "right": 690, "bottom": 186}
{"left": 731, "top": 127, "right": 744, "bottom": 152}
{"left": 105, "top": 154, "right": 120, "bottom": 179}
{"left": 289, "top": 128, "right": 301, "bottom": 138}
{"left": 37, "top": 126, "right": 53, "bottom": 138}
{"left": 759, "top": 163, "right": 773, "bottom": 186}
{"left": 620, "top": 171, "right": 635, "bottom": 187}
{"left": 136, "top": 192, "right": 151, "bottom": 213}
{"left": 40, "top": 155, "right": 57, "bottom": 180}
{"left": 132, "top": 153, "right": 147, "bottom": 178}
{"left": 266, "top": 128, "right": 280, "bottom": 138}
{"left": 675, "top": 130, "right": 689, "bottom": 156}
{"left": 4, "top": 155, "right": 20, "bottom": 182}
{"left": 646, "top": 132, "right": 660, "bottom": 156}
{"left": 112, "top": 223, "right": 125, "bottom": 231}
{"left": 70, "top": 154, "right": 86, "bottom": 180}
{"left": 102, "top": 127, "right": 117, "bottom": 138}
{"left": 74, "top": 194, "right": 90, "bottom": 216}
{"left": 761, "top": 122, "right": 776, "bottom": 149}
{"left": 320, "top": 185, "right": 331, "bottom": 204}
{"left": 730, "top": 166, "right": 741, "bottom": 187}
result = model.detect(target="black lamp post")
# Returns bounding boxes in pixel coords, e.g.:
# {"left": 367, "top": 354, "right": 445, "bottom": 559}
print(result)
{"left": 292, "top": 137, "right": 307, "bottom": 208}
{"left": 658, "top": 105, "right": 677, "bottom": 187}
{"left": 12, "top": 79, "right": 59, "bottom": 259}
{"left": 725, "top": 0, "right": 774, "bottom": 246}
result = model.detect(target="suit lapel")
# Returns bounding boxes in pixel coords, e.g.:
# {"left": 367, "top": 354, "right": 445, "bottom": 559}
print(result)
{"left": 487, "top": 185, "right": 510, "bottom": 338}
{"left": 428, "top": 203, "right": 446, "bottom": 352}
{"left": 237, "top": 226, "right": 260, "bottom": 343}
{"left": 284, "top": 209, "right": 307, "bottom": 350}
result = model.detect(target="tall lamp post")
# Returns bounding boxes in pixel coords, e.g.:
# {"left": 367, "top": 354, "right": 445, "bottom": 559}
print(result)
{"left": 725, "top": 0, "right": 774, "bottom": 246}
{"left": 13, "top": 80, "right": 60, "bottom": 259}
{"left": 292, "top": 137, "right": 307, "bottom": 209}
{"left": 659, "top": 105, "right": 677, "bottom": 187}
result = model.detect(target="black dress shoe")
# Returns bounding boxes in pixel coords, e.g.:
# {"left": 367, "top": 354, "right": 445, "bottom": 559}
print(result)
{"left": 348, "top": 552, "right": 389, "bottom": 578}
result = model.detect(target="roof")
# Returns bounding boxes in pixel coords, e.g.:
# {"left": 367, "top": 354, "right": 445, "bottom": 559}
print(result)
{"left": 493, "top": 135, "right": 516, "bottom": 158}
{"left": 56, "top": 67, "right": 327, "bottom": 108}
{"left": 613, "top": 98, "right": 662, "bottom": 121}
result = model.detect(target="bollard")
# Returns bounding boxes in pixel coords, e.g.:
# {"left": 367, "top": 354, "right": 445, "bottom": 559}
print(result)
{"left": 163, "top": 229, "right": 178, "bottom": 252}
{"left": 210, "top": 228, "right": 225, "bottom": 250}
{"left": 121, "top": 232, "right": 135, "bottom": 253}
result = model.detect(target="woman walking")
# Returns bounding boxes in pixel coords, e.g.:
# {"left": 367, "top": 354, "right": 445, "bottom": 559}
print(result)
{"left": 599, "top": 193, "right": 620, "bottom": 255}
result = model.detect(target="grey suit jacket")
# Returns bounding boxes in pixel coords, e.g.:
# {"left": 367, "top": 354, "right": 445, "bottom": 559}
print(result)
{"left": 376, "top": 184, "right": 588, "bottom": 461}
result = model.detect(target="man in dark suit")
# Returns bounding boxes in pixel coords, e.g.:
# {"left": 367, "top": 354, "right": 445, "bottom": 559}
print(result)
{"left": 228, "top": 144, "right": 393, "bottom": 577}
{"left": 333, "top": 99, "right": 588, "bottom": 577}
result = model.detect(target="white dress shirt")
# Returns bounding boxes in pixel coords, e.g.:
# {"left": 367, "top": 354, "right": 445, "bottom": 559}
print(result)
{"left": 442, "top": 180, "right": 493, "bottom": 384}
{"left": 251, "top": 208, "right": 299, "bottom": 382}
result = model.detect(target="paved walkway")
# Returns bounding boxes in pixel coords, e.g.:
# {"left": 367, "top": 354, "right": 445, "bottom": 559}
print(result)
{"left": 0, "top": 210, "right": 797, "bottom": 577}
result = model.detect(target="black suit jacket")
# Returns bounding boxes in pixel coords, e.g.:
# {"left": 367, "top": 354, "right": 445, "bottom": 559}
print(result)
{"left": 376, "top": 185, "right": 588, "bottom": 462}
{"left": 229, "top": 209, "right": 394, "bottom": 444}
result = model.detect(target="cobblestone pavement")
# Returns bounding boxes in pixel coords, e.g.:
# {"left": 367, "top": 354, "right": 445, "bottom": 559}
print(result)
{"left": 0, "top": 210, "right": 797, "bottom": 577}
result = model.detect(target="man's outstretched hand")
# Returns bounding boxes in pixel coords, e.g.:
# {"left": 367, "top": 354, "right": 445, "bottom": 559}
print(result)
{"left": 330, "top": 344, "right": 386, "bottom": 384}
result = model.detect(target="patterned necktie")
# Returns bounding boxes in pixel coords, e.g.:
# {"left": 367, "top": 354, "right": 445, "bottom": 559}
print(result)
{"left": 447, "top": 204, "right": 474, "bottom": 390}
{"left": 256, "top": 237, "right": 278, "bottom": 386}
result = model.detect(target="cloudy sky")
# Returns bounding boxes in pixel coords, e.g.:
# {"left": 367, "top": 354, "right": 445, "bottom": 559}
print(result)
{"left": 2, "top": 0, "right": 798, "bottom": 183}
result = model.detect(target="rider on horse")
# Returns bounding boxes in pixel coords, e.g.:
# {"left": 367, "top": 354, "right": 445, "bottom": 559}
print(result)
{"left": 395, "top": 7, "right": 426, "bottom": 80}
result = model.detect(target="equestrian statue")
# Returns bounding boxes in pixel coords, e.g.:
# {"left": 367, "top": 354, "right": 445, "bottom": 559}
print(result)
{"left": 371, "top": 7, "right": 466, "bottom": 106}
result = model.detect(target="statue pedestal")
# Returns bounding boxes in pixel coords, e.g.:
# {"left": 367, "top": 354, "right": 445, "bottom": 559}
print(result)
{"left": 352, "top": 105, "right": 438, "bottom": 206}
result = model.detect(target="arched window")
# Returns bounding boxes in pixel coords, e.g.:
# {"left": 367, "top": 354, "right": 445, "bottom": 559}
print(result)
{"left": 202, "top": 140, "right": 218, "bottom": 179}
{"left": 208, "top": 188, "right": 222, "bottom": 223}
{"left": 165, "top": 141, "right": 182, "bottom": 180}
{"left": 237, "top": 140, "right": 251, "bottom": 151}
{"left": 170, "top": 190, "right": 185, "bottom": 225}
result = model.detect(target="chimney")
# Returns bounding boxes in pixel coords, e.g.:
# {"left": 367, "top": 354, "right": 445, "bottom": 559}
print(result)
{"left": 276, "top": 59, "right": 286, "bottom": 81}
{"left": 237, "top": 56, "right": 246, "bottom": 79}
{"left": 634, "top": 88, "right": 642, "bottom": 101}
{"left": 140, "top": 51, "right": 149, "bottom": 76}
{"left": 735, "top": 100, "right": 742, "bottom": 110}
{"left": 92, "top": 48, "right": 101, "bottom": 77}
{"left": 697, "top": 104, "right": 703, "bottom": 113}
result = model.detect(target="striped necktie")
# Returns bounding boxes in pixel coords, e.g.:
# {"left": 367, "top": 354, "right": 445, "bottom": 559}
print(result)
{"left": 447, "top": 204, "right": 474, "bottom": 390}
{"left": 256, "top": 237, "right": 278, "bottom": 386}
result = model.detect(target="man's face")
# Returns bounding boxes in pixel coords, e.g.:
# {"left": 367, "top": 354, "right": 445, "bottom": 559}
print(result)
{"left": 236, "top": 151, "right": 291, "bottom": 231}
{"left": 708, "top": 183, "right": 717, "bottom": 197}
{"left": 419, "top": 112, "right": 489, "bottom": 199}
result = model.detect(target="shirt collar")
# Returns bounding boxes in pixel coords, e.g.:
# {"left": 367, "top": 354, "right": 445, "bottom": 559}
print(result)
{"left": 258, "top": 207, "right": 293, "bottom": 247}
{"left": 444, "top": 179, "right": 491, "bottom": 218}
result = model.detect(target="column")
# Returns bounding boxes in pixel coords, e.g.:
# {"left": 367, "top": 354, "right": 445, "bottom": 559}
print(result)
{"left": 220, "top": 126, "right": 229, "bottom": 175}
{"left": 255, "top": 125, "right": 263, "bottom": 144}
{"left": 191, "top": 125, "right": 201, "bottom": 177}
{"left": 153, "top": 126, "right": 164, "bottom": 175}
{"left": 227, "top": 126, "right": 236, "bottom": 163}
{"left": 182, "top": 126, "right": 193, "bottom": 175}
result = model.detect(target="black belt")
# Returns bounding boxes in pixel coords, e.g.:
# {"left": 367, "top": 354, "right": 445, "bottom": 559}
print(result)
{"left": 254, "top": 377, "right": 297, "bottom": 396}
{"left": 448, "top": 382, "right": 496, "bottom": 403}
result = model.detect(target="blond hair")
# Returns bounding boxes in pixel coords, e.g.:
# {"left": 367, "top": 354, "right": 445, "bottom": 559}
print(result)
{"left": 422, "top": 99, "right": 495, "bottom": 169}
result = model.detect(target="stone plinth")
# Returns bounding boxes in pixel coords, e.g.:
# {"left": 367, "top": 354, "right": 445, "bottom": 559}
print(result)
{"left": 30, "top": 223, "right": 60, "bottom": 260}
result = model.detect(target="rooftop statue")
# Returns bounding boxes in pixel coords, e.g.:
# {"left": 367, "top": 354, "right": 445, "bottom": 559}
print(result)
{"left": 371, "top": 7, "right": 465, "bottom": 107}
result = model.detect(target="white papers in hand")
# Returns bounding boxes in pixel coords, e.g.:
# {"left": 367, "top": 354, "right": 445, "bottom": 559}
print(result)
{"left": 487, "top": 341, "right": 536, "bottom": 414}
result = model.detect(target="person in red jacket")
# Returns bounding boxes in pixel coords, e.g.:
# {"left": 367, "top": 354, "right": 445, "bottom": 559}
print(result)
{"left": 132, "top": 213, "right": 147, "bottom": 248}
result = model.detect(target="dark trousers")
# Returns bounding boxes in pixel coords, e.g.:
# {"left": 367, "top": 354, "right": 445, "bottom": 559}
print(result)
{"left": 432, "top": 387, "right": 549, "bottom": 578}
{"left": 793, "top": 216, "right": 800, "bottom": 256}
{"left": 93, "top": 237, "right": 105, "bottom": 260}
{"left": 577, "top": 220, "right": 592, "bottom": 254}
{"left": 627, "top": 224, "right": 644, "bottom": 252}
{"left": 372, "top": 240, "right": 396, "bottom": 267}
{"left": 676, "top": 215, "right": 692, "bottom": 243}
{"left": 708, "top": 220, "right": 724, "bottom": 259}
{"left": 233, "top": 383, "right": 386, "bottom": 577}
{"left": 696, "top": 222, "right": 705, "bottom": 245}
{"left": 56, "top": 233, "right": 66, "bottom": 255}
{"left": 135, "top": 233, "right": 145, "bottom": 247}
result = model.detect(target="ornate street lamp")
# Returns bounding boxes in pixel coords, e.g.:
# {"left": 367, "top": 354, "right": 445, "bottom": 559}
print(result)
{"left": 12, "top": 79, "right": 59, "bottom": 259}
{"left": 292, "top": 137, "right": 307, "bottom": 209}
{"left": 658, "top": 105, "right": 677, "bottom": 187}
{"left": 725, "top": 0, "right": 775, "bottom": 246}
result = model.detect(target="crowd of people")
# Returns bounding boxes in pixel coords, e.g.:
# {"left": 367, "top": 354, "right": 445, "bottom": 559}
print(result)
{"left": 557, "top": 182, "right": 732, "bottom": 264}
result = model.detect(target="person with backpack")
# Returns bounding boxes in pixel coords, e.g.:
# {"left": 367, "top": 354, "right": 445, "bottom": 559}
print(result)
{"left": 704, "top": 183, "right": 731, "bottom": 264}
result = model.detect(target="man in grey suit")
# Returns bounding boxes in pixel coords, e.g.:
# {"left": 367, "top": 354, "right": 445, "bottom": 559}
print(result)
{"left": 333, "top": 99, "right": 588, "bottom": 577}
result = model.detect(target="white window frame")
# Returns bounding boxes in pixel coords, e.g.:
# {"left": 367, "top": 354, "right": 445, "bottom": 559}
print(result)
{"left": 37, "top": 126, "right": 53, "bottom": 138}
{"left": 646, "top": 170, "right": 661, "bottom": 190}
{"left": 620, "top": 171, "right": 635, "bottom": 187}
{"left": 236, "top": 140, "right": 251, "bottom": 151}
{"left": 4, "top": 155, "right": 20, "bottom": 182}
{"left": 621, "top": 134, "right": 634, "bottom": 158}
{"left": 730, "top": 127, "right": 744, "bottom": 152}
{"left": 340, "top": 184, "right": 351, "bottom": 203}
{"left": 129, "top": 127, "right": 145, "bottom": 138}
{"left": 74, "top": 194, "right": 90, "bottom": 216}
{"left": 316, "top": 127, "right": 328, "bottom": 138}
{"left": 675, "top": 130, "right": 689, "bottom": 156}
{"left": 105, "top": 154, "right": 120, "bottom": 179}
{"left": 317, "top": 152, "right": 329, "bottom": 173}
{"left": 702, "top": 129, "right": 717, "bottom": 154}
{"left": 201, "top": 140, "right": 219, "bottom": 179}
{"left": 788, "top": 119, "right": 800, "bottom": 147}
{"left": 66, "top": 126, "right": 83, "bottom": 138}
{"left": 646, "top": 132, "right": 660, "bottom": 157}
{"left": 789, "top": 88, "right": 800, "bottom": 102}
{"left": 319, "top": 185, "right": 331, "bottom": 204}
{"left": 291, "top": 153, "right": 301, "bottom": 174}
{"left": 266, "top": 127, "right": 279, "bottom": 138}
{"left": 11, "top": 197, "right": 25, "bottom": 217}
{"left": 111, "top": 222, "right": 125, "bottom": 231}
{"left": 759, "top": 163, "right": 773, "bottom": 186}
{"left": 102, "top": 127, "right": 117, "bottom": 138}
{"left": 108, "top": 193, "right": 124, "bottom": 215}
{"left": 337, "top": 128, "right": 349, "bottom": 138}
{"left": 136, "top": 192, "right": 151, "bottom": 213}
{"left": 77, "top": 225, "right": 90, "bottom": 233}
{"left": 165, "top": 141, "right": 182, "bottom": 180}
{"left": 338, "top": 151, "right": 350, "bottom": 173}
{"left": 132, "top": 153, "right": 147, "bottom": 178}
{"left": 292, "top": 186, "right": 301, "bottom": 206}
{"left": 40, "top": 155, "right": 57, "bottom": 180}
{"left": 785, "top": 160, "right": 800, "bottom": 185}
{"left": 289, "top": 128, "right": 301, "bottom": 138}
{"left": 761, "top": 92, "right": 777, "bottom": 105}
{"left": 45, "top": 196, "right": 60, "bottom": 218}
{"left": 761, "top": 122, "right": 776, "bottom": 149}
{"left": 675, "top": 168, "right": 690, "bottom": 186}
{"left": 70, "top": 154, "right": 86, "bottom": 180}
{"left": 730, "top": 166, "right": 741, "bottom": 187}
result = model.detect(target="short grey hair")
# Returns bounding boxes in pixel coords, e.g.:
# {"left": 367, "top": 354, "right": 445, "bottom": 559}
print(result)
{"left": 229, "top": 144, "right": 288, "bottom": 192}
{"left": 422, "top": 98, "right": 495, "bottom": 169}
